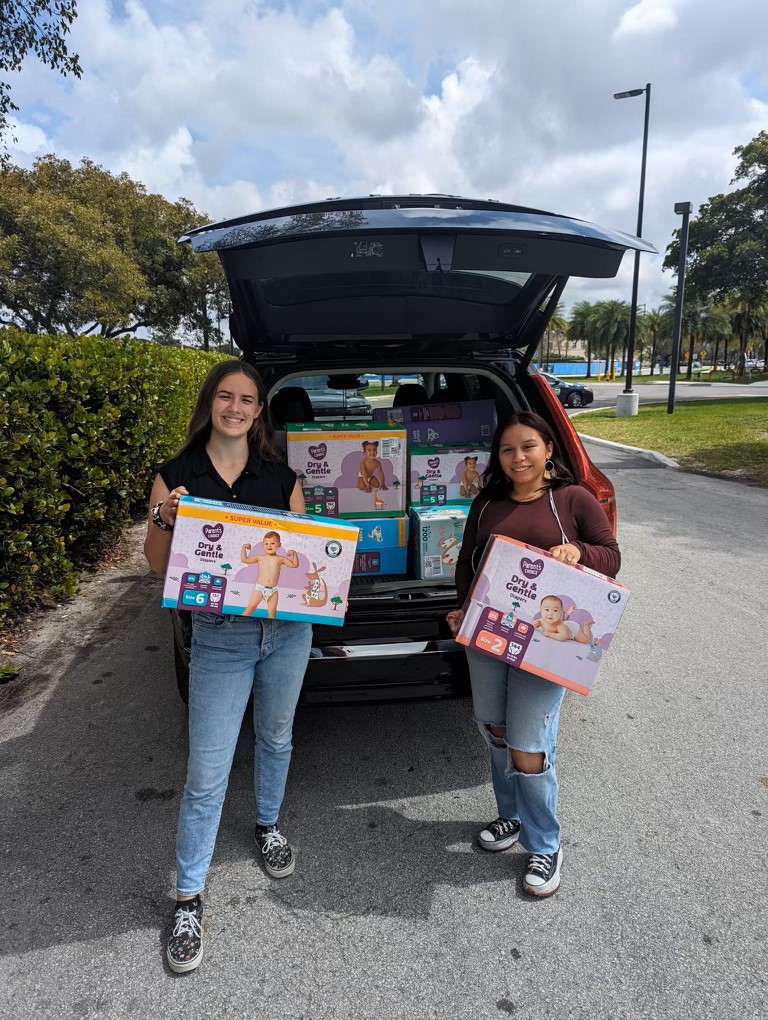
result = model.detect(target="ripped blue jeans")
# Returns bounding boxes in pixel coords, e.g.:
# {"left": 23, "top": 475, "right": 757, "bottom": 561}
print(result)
{"left": 466, "top": 648, "right": 566, "bottom": 854}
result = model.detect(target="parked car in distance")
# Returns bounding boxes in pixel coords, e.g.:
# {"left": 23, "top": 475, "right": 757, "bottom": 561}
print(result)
{"left": 540, "top": 371, "right": 594, "bottom": 408}
{"left": 290, "top": 374, "right": 372, "bottom": 418}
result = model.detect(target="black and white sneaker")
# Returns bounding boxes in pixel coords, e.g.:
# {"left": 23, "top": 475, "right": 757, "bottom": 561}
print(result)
{"left": 256, "top": 824, "right": 296, "bottom": 878}
{"left": 167, "top": 896, "right": 204, "bottom": 973}
{"left": 478, "top": 817, "right": 521, "bottom": 852}
{"left": 523, "top": 848, "right": 563, "bottom": 897}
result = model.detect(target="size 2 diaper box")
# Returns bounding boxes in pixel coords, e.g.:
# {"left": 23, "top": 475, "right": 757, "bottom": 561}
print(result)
{"left": 353, "top": 516, "right": 409, "bottom": 576}
{"left": 410, "top": 504, "right": 468, "bottom": 580}
{"left": 287, "top": 421, "right": 406, "bottom": 519}
{"left": 456, "top": 535, "right": 629, "bottom": 694}
{"left": 373, "top": 399, "right": 497, "bottom": 445}
{"left": 161, "top": 495, "right": 360, "bottom": 625}
{"left": 409, "top": 443, "right": 490, "bottom": 507}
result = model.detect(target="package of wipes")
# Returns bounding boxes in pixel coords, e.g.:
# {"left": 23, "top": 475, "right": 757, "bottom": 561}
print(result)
{"left": 408, "top": 443, "right": 490, "bottom": 507}
{"left": 410, "top": 504, "right": 468, "bottom": 580}
{"left": 353, "top": 516, "right": 409, "bottom": 576}
{"left": 287, "top": 421, "right": 406, "bottom": 518}
{"left": 456, "top": 535, "right": 630, "bottom": 694}
{"left": 161, "top": 496, "right": 359, "bottom": 625}
{"left": 373, "top": 398, "right": 497, "bottom": 445}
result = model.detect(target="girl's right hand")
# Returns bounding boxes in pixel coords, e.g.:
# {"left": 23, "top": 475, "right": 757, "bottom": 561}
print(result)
{"left": 161, "top": 486, "right": 189, "bottom": 526}
{"left": 446, "top": 609, "right": 464, "bottom": 636}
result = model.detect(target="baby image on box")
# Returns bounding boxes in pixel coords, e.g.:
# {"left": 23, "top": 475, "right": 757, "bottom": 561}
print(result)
{"left": 534, "top": 594, "right": 594, "bottom": 644}
{"left": 459, "top": 455, "right": 482, "bottom": 497}
{"left": 240, "top": 530, "right": 299, "bottom": 618}
{"left": 356, "top": 440, "right": 388, "bottom": 505}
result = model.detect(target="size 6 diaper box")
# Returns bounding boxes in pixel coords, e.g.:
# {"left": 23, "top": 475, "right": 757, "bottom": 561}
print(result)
{"left": 409, "top": 443, "right": 490, "bottom": 507}
{"left": 456, "top": 535, "right": 629, "bottom": 694}
{"left": 287, "top": 421, "right": 406, "bottom": 519}
{"left": 353, "top": 516, "right": 409, "bottom": 576}
{"left": 373, "top": 399, "right": 497, "bottom": 445}
{"left": 161, "top": 495, "right": 359, "bottom": 625}
{"left": 410, "top": 504, "right": 468, "bottom": 580}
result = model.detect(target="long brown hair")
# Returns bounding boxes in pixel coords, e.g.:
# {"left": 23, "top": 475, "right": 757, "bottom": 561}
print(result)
{"left": 177, "top": 360, "right": 279, "bottom": 460}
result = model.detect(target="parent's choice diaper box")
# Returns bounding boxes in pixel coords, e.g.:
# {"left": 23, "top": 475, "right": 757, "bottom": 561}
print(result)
{"left": 410, "top": 505, "right": 468, "bottom": 580}
{"left": 373, "top": 399, "right": 496, "bottom": 445}
{"left": 409, "top": 443, "right": 490, "bottom": 507}
{"left": 287, "top": 421, "right": 406, "bottom": 518}
{"left": 353, "top": 516, "right": 409, "bottom": 576}
{"left": 161, "top": 496, "right": 359, "bottom": 625}
{"left": 456, "top": 536, "right": 629, "bottom": 695}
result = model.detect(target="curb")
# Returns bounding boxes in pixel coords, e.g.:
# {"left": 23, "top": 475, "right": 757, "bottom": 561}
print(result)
{"left": 575, "top": 431, "right": 679, "bottom": 468}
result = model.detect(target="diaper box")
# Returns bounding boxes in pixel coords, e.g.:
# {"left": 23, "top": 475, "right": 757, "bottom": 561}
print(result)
{"left": 410, "top": 504, "right": 468, "bottom": 580}
{"left": 287, "top": 421, "right": 407, "bottom": 519}
{"left": 353, "top": 516, "right": 409, "bottom": 576}
{"left": 456, "top": 535, "right": 630, "bottom": 695}
{"left": 373, "top": 398, "right": 497, "bottom": 445}
{"left": 409, "top": 443, "right": 490, "bottom": 506}
{"left": 161, "top": 495, "right": 360, "bottom": 626}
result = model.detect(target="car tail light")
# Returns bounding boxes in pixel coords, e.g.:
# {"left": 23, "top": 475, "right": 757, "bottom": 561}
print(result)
{"left": 532, "top": 376, "right": 618, "bottom": 535}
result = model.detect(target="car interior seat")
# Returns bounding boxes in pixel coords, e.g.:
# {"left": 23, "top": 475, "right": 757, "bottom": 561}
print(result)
{"left": 429, "top": 374, "right": 467, "bottom": 403}
{"left": 392, "top": 382, "right": 429, "bottom": 407}
{"left": 269, "top": 386, "right": 314, "bottom": 428}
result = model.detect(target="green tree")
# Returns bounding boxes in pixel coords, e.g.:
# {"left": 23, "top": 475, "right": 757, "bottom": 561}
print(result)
{"left": 0, "top": 155, "right": 228, "bottom": 342}
{"left": 568, "top": 301, "right": 599, "bottom": 377}
{"left": 1, "top": 1, "right": 82, "bottom": 154}
{"left": 637, "top": 308, "right": 668, "bottom": 376}
{"left": 664, "top": 131, "right": 768, "bottom": 378}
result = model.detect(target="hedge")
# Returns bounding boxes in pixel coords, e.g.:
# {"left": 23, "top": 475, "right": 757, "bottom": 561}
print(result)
{"left": 0, "top": 328, "right": 230, "bottom": 624}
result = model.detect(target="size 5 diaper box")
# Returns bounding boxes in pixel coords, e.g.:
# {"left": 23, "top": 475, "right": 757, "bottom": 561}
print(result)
{"left": 409, "top": 443, "right": 490, "bottom": 507}
{"left": 410, "top": 504, "right": 468, "bottom": 580}
{"left": 456, "top": 535, "right": 629, "bottom": 694}
{"left": 287, "top": 421, "right": 406, "bottom": 518}
{"left": 353, "top": 516, "right": 409, "bottom": 576}
{"left": 161, "top": 495, "right": 359, "bottom": 625}
{"left": 373, "top": 399, "right": 497, "bottom": 445}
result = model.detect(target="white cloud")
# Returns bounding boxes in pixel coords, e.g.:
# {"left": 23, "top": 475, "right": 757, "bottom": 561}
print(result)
{"left": 4, "top": 0, "right": 768, "bottom": 311}
{"left": 614, "top": 0, "right": 679, "bottom": 38}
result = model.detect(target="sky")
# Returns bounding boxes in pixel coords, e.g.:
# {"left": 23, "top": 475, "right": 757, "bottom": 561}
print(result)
{"left": 7, "top": 0, "right": 768, "bottom": 313}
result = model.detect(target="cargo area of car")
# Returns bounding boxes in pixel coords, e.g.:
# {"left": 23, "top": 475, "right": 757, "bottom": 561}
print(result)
{"left": 268, "top": 363, "right": 524, "bottom": 626}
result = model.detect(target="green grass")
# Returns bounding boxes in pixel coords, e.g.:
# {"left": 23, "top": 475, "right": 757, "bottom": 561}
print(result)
{"left": 575, "top": 398, "right": 768, "bottom": 487}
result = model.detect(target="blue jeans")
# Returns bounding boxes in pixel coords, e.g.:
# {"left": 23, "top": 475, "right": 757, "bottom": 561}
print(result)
{"left": 175, "top": 614, "right": 312, "bottom": 896}
{"left": 466, "top": 648, "right": 566, "bottom": 854}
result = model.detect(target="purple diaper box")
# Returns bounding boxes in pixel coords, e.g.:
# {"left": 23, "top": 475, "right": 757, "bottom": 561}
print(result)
{"left": 373, "top": 399, "right": 497, "bottom": 445}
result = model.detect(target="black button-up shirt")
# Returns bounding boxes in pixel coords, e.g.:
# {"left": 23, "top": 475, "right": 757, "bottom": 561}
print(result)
{"left": 158, "top": 444, "right": 297, "bottom": 511}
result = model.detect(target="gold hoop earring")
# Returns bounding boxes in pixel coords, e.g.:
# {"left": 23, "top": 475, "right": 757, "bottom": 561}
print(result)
{"left": 544, "top": 458, "right": 555, "bottom": 479}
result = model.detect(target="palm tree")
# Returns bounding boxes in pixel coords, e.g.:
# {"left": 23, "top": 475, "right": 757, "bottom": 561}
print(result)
{"left": 592, "top": 300, "right": 631, "bottom": 379}
{"left": 568, "top": 301, "right": 598, "bottom": 377}
{"left": 639, "top": 308, "right": 667, "bottom": 376}
{"left": 543, "top": 302, "right": 568, "bottom": 368}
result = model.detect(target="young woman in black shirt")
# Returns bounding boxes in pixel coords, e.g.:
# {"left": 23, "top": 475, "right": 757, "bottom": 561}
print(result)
{"left": 145, "top": 360, "right": 309, "bottom": 973}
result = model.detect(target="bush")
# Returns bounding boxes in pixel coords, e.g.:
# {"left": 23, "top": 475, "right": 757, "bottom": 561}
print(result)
{"left": 0, "top": 328, "right": 229, "bottom": 622}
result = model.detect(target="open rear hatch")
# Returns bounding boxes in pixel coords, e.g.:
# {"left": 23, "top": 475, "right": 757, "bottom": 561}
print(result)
{"left": 180, "top": 195, "right": 656, "bottom": 368}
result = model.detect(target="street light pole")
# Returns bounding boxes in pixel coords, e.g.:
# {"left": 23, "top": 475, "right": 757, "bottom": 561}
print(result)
{"left": 614, "top": 82, "right": 651, "bottom": 416}
{"left": 668, "top": 202, "right": 693, "bottom": 414}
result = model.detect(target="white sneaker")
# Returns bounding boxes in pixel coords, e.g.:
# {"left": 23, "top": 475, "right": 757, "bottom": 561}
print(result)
{"left": 478, "top": 817, "right": 521, "bottom": 852}
{"left": 523, "top": 848, "right": 562, "bottom": 897}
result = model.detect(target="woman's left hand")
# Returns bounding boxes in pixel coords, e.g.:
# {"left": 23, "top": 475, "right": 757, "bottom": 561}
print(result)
{"left": 548, "top": 543, "right": 582, "bottom": 566}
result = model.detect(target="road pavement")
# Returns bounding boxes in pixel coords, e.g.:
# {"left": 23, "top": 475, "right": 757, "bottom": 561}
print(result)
{"left": 1, "top": 446, "right": 767, "bottom": 1020}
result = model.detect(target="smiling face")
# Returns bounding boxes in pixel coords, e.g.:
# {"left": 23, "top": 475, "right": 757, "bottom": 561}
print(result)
{"left": 498, "top": 424, "right": 553, "bottom": 491}
{"left": 465, "top": 457, "right": 478, "bottom": 471}
{"left": 362, "top": 442, "right": 379, "bottom": 460}
{"left": 540, "top": 596, "right": 564, "bottom": 625}
{"left": 262, "top": 534, "right": 280, "bottom": 554}
{"left": 211, "top": 371, "right": 262, "bottom": 438}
